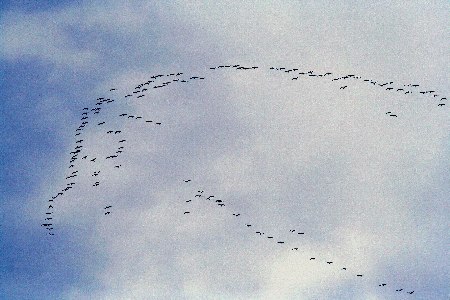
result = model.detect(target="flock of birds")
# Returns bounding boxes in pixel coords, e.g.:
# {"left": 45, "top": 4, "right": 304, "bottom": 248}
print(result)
{"left": 181, "top": 183, "right": 416, "bottom": 295}
{"left": 42, "top": 64, "right": 447, "bottom": 296}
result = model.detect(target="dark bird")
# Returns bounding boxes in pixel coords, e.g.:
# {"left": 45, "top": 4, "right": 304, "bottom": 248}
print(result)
{"left": 119, "top": 113, "right": 127, "bottom": 116}
{"left": 107, "top": 131, "right": 113, "bottom": 134}
{"left": 326, "top": 261, "right": 333, "bottom": 264}
{"left": 119, "top": 140, "right": 126, "bottom": 143}
{"left": 357, "top": 275, "right": 363, "bottom": 277}
{"left": 246, "top": 224, "right": 251, "bottom": 227}
{"left": 184, "top": 179, "right": 191, "bottom": 182}
{"left": 76, "top": 140, "right": 84, "bottom": 143}
{"left": 184, "top": 211, "right": 190, "bottom": 214}
{"left": 342, "top": 268, "right": 347, "bottom": 270}
{"left": 232, "top": 213, "right": 240, "bottom": 216}
{"left": 98, "top": 122, "right": 105, "bottom": 125}
{"left": 155, "top": 122, "right": 161, "bottom": 125}
{"left": 91, "top": 158, "right": 96, "bottom": 162}
{"left": 109, "top": 88, "right": 116, "bottom": 91}
{"left": 395, "top": 289, "right": 403, "bottom": 292}
{"left": 105, "top": 212, "right": 110, "bottom": 215}
{"left": 340, "top": 86, "right": 347, "bottom": 89}
{"left": 438, "top": 103, "right": 445, "bottom": 106}
{"left": 310, "top": 258, "right": 315, "bottom": 260}
{"left": 408, "top": 291, "right": 414, "bottom": 294}
{"left": 115, "top": 131, "right": 121, "bottom": 134}
{"left": 379, "top": 284, "right": 386, "bottom": 286}
{"left": 105, "top": 206, "right": 112, "bottom": 209}
{"left": 298, "top": 232, "right": 305, "bottom": 235}
{"left": 277, "top": 241, "right": 284, "bottom": 244}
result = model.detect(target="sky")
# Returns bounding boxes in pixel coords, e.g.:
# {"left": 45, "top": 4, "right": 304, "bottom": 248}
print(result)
{"left": 0, "top": 1, "right": 449, "bottom": 299}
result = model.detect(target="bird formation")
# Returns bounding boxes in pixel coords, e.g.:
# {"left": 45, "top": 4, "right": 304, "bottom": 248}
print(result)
{"left": 42, "top": 64, "right": 447, "bottom": 297}
{"left": 270, "top": 67, "right": 447, "bottom": 113}
{"left": 181, "top": 179, "right": 416, "bottom": 296}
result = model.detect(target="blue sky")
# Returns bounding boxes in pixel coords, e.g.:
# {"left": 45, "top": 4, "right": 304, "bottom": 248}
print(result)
{"left": 1, "top": 1, "right": 449, "bottom": 299}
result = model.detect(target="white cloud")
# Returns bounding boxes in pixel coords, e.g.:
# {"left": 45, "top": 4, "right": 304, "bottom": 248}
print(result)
{"left": 6, "top": 0, "right": 449, "bottom": 299}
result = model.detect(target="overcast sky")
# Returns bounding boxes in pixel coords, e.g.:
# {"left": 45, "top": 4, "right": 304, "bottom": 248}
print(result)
{"left": 1, "top": 1, "right": 449, "bottom": 299}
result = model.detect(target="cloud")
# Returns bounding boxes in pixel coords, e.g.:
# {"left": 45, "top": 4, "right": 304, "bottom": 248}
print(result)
{"left": 2, "top": 1, "right": 449, "bottom": 299}
{"left": 1, "top": 10, "right": 97, "bottom": 68}
{"left": 26, "top": 65, "right": 447, "bottom": 299}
